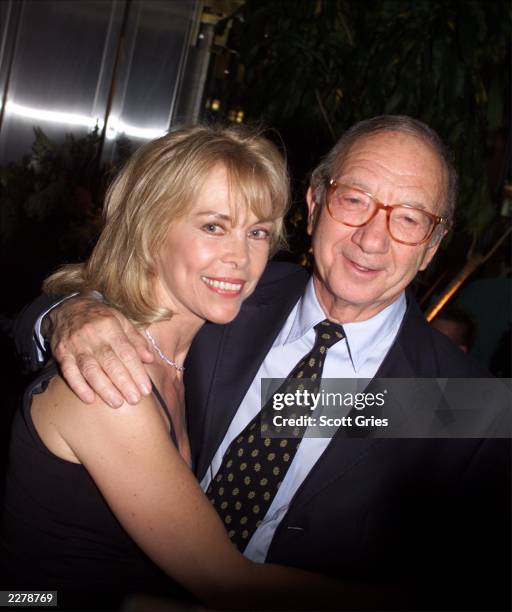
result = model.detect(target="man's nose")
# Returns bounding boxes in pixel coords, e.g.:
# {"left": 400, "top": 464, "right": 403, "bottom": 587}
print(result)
{"left": 351, "top": 209, "right": 390, "bottom": 253}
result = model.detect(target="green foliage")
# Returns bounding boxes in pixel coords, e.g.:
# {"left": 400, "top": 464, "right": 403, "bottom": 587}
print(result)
{"left": 225, "top": 0, "right": 510, "bottom": 251}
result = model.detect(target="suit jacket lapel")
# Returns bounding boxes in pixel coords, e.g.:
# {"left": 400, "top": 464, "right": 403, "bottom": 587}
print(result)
{"left": 374, "top": 290, "right": 437, "bottom": 379}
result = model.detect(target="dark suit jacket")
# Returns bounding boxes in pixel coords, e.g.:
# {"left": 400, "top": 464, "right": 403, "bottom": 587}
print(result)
{"left": 184, "top": 262, "right": 511, "bottom": 610}
{"left": 15, "top": 262, "right": 511, "bottom": 609}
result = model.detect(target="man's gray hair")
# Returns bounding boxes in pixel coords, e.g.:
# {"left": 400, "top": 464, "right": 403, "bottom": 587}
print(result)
{"left": 310, "top": 115, "right": 458, "bottom": 236}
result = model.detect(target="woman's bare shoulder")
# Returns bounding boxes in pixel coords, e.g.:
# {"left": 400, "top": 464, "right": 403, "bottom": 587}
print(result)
{"left": 30, "top": 373, "right": 165, "bottom": 463}
{"left": 42, "top": 373, "right": 160, "bottom": 418}
{"left": 33, "top": 374, "right": 167, "bottom": 456}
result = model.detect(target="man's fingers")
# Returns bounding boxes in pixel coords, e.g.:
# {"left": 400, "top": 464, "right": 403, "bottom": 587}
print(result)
{"left": 48, "top": 297, "right": 153, "bottom": 406}
{"left": 117, "top": 344, "right": 153, "bottom": 397}
{"left": 76, "top": 352, "right": 127, "bottom": 408}
{"left": 124, "top": 325, "right": 155, "bottom": 365}
{"left": 97, "top": 344, "right": 147, "bottom": 404}
{"left": 119, "top": 329, "right": 154, "bottom": 396}
{"left": 59, "top": 356, "right": 97, "bottom": 405}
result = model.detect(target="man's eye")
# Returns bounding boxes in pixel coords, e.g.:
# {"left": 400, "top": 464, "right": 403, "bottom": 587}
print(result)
{"left": 403, "top": 216, "right": 419, "bottom": 226}
{"left": 249, "top": 228, "right": 270, "bottom": 240}
{"left": 339, "top": 192, "right": 366, "bottom": 208}
{"left": 395, "top": 212, "right": 420, "bottom": 226}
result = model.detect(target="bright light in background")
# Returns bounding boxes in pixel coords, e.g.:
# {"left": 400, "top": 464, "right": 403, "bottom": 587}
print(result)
{"left": 6, "top": 101, "right": 167, "bottom": 140}
{"left": 105, "top": 116, "right": 167, "bottom": 141}
{"left": 6, "top": 101, "right": 102, "bottom": 130}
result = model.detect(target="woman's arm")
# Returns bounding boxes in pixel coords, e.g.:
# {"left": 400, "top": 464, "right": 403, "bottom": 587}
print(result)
{"left": 34, "top": 377, "right": 381, "bottom": 610}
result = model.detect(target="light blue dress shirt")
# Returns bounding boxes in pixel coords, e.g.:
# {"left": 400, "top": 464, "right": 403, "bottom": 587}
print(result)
{"left": 200, "top": 278, "right": 406, "bottom": 562}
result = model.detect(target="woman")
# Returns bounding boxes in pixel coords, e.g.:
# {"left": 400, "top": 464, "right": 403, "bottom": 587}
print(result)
{"left": 1, "top": 125, "right": 343, "bottom": 610}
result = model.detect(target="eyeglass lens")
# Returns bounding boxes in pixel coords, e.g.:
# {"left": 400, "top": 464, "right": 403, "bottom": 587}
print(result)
{"left": 329, "top": 184, "right": 434, "bottom": 244}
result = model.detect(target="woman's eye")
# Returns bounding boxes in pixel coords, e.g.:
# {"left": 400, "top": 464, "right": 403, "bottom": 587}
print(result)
{"left": 202, "top": 223, "right": 224, "bottom": 234}
{"left": 249, "top": 228, "right": 270, "bottom": 240}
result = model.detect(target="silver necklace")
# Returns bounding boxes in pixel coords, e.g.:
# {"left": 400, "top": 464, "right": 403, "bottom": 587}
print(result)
{"left": 144, "top": 329, "right": 185, "bottom": 372}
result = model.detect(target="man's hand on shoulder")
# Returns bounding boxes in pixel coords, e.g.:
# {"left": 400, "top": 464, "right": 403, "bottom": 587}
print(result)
{"left": 48, "top": 297, "right": 153, "bottom": 407}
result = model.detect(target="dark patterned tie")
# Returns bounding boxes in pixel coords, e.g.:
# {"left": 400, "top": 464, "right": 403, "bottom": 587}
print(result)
{"left": 206, "top": 319, "right": 345, "bottom": 550}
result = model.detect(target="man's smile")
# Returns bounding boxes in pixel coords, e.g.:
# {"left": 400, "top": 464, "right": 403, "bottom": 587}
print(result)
{"left": 342, "top": 253, "right": 384, "bottom": 276}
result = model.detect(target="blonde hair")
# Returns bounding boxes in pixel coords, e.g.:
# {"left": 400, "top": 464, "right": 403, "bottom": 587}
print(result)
{"left": 44, "top": 124, "right": 289, "bottom": 326}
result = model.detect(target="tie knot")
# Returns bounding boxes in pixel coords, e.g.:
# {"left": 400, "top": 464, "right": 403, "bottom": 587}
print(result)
{"left": 313, "top": 319, "right": 345, "bottom": 350}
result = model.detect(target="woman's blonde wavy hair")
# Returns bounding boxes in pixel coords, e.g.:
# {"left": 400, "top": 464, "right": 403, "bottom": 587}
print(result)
{"left": 44, "top": 124, "right": 289, "bottom": 327}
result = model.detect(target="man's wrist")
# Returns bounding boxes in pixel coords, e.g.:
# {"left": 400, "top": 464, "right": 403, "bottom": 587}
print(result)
{"left": 34, "top": 292, "right": 80, "bottom": 358}
{"left": 40, "top": 290, "right": 104, "bottom": 341}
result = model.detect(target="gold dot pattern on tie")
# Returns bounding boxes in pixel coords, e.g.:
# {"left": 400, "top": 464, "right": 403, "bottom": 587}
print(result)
{"left": 206, "top": 319, "right": 345, "bottom": 551}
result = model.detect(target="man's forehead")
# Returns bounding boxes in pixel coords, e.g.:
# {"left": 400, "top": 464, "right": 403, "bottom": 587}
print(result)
{"left": 332, "top": 131, "right": 446, "bottom": 205}
{"left": 335, "top": 130, "right": 440, "bottom": 167}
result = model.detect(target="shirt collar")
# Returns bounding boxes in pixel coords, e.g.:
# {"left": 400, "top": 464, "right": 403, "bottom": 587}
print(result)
{"left": 284, "top": 278, "right": 326, "bottom": 344}
{"left": 282, "top": 277, "right": 407, "bottom": 372}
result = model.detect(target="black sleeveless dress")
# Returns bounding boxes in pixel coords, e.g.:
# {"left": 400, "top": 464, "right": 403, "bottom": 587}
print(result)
{"left": 0, "top": 364, "right": 190, "bottom": 611}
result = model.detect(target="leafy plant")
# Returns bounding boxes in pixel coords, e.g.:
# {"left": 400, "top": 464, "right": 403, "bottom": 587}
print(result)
{"left": 217, "top": 0, "right": 511, "bottom": 290}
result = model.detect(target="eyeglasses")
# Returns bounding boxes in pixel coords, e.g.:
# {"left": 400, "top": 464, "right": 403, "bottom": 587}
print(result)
{"left": 326, "top": 179, "right": 448, "bottom": 246}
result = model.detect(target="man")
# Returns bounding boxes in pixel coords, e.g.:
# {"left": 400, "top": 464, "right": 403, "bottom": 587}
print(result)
{"left": 15, "top": 116, "right": 510, "bottom": 609}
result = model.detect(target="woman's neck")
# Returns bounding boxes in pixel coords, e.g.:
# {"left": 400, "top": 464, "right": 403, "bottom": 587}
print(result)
{"left": 145, "top": 314, "right": 204, "bottom": 375}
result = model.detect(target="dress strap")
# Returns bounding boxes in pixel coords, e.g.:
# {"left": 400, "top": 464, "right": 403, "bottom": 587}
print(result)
{"left": 150, "top": 380, "right": 179, "bottom": 449}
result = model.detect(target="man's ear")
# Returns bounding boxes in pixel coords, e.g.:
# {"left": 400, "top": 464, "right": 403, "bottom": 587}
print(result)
{"left": 306, "top": 186, "right": 319, "bottom": 236}
{"left": 419, "top": 235, "right": 443, "bottom": 271}
{"left": 419, "top": 224, "right": 449, "bottom": 270}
